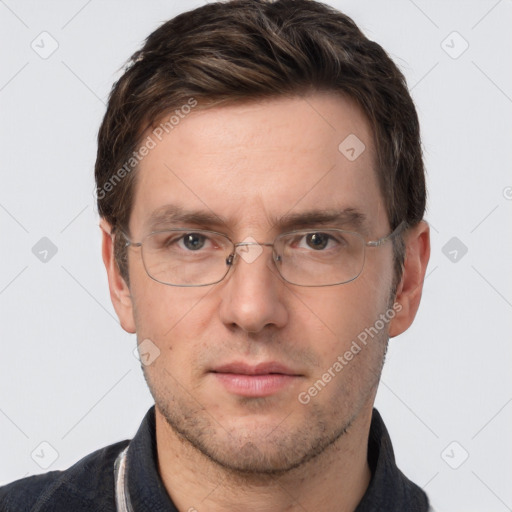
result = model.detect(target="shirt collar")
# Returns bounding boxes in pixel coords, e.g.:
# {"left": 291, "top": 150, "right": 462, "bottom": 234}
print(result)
{"left": 355, "top": 408, "right": 430, "bottom": 510}
{"left": 126, "top": 407, "right": 177, "bottom": 512}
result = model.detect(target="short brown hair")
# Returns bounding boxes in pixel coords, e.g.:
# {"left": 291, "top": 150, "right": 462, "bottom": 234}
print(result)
{"left": 95, "top": 0, "right": 426, "bottom": 286}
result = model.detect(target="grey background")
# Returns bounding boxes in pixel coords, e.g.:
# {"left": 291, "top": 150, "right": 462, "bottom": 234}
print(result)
{"left": 1, "top": 1, "right": 511, "bottom": 510}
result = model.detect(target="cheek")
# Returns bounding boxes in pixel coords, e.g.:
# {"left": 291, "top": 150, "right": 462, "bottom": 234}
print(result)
{"left": 128, "top": 247, "right": 208, "bottom": 333}
{"left": 313, "top": 279, "right": 389, "bottom": 334}
{"left": 130, "top": 267, "right": 214, "bottom": 361}
{"left": 302, "top": 283, "right": 391, "bottom": 408}
{"left": 132, "top": 289, "right": 211, "bottom": 392}
{"left": 302, "top": 270, "right": 393, "bottom": 363}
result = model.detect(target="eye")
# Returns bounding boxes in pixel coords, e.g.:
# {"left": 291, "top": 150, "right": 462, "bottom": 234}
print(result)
{"left": 305, "top": 233, "right": 328, "bottom": 250}
{"left": 149, "top": 230, "right": 230, "bottom": 254}
{"left": 297, "top": 232, "right": 341, "bottom": 251}
{"left": 179, "top": 233, "right": 208, "bottom": 251}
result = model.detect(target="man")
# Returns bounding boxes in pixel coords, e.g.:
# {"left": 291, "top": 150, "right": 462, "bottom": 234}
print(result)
{"left": 0, "top": 0, "right": 431, "bottom": 510}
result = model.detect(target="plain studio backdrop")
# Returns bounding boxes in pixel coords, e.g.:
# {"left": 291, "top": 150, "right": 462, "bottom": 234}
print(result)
{"left": 0, "top": 1, "right": 511, "bottom": 511}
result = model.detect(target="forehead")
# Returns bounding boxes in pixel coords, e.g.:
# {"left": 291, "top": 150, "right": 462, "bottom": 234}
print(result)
{"left": 130, "top": 92, "right": 385, "bottom": 237}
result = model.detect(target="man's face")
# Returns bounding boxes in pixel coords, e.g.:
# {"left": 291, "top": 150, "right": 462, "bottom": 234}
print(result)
{"left": 123, "top": 93, "right": 397, "bottom": 473}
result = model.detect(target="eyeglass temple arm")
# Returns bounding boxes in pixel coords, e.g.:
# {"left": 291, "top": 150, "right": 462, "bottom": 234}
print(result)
{"left": 366, "top": 221, "right": 408, "bottom": 247}
{"left": 110, "top": 228, "right": 141, "bottom": 248}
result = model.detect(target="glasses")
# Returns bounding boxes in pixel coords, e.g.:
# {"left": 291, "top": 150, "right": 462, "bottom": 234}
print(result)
{"left": 119, "top": 221, "right": 407, "bottom": 287}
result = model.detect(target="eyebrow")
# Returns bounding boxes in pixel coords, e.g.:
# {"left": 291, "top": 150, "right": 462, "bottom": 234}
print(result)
{"left": 144, "top": 205, "right": 227, "bottom": 232}
{"left": 144, "top": 204, "right": 368, "bottom": 233}
{"left": 277, "top": 208, "right": 367, "bottom": 232}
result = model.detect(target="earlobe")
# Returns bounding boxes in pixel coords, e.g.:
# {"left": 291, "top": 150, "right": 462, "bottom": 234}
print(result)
{"left": 99, "top": 220, "right": 136, "bottom": 333}
{"left": 388, "top": 221, "right": 430, "bottom": 338}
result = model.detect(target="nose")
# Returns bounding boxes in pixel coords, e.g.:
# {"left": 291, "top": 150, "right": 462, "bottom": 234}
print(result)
{"left": 218, "top": 242, "right": 288, "bottom": 334}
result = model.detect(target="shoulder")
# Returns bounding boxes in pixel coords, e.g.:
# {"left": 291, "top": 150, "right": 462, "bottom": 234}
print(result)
{"left": 0, "top": 439, "right": 129, "bottom": 512}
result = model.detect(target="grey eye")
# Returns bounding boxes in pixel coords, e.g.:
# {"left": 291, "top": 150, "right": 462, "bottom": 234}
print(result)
{"left": 183, "top": 233, "right": 206, "bottom": 250}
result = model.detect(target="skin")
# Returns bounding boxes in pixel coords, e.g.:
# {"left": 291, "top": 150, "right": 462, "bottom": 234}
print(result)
{"left": 101, "top": 92, "right": 430, "bottom": 512}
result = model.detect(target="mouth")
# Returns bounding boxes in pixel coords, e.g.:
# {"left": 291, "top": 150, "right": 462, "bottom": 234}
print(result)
{"left": 210, "top": 362, "right": 303, "bottom": 398}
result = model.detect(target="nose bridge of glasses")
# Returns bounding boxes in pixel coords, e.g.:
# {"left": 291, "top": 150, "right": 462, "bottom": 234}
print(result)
{"left": 234, "top": 241, "right": 274, "bottom": 249}
{"left": 226, "top": 240, "right": 279, "bottom": 268}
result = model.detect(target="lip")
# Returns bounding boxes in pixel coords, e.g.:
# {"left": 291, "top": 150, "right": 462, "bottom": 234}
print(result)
{"left": 212, "top": 361, "right": 300, "bottom": 376}
{"left": 210, "top": 361, "right": 302, "bottom": 397}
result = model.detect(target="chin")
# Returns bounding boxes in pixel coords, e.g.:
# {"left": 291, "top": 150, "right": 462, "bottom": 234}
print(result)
{"left": 160, "top": 398, "right": 351, "bottom": 476}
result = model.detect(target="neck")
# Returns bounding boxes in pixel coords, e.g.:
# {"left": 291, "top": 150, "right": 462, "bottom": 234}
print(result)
{"left": 155, "top": 407, "right": 373, "bottom": 512}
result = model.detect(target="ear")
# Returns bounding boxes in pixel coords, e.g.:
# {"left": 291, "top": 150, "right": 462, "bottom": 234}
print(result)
{"left": 388, "top": 221, "right": 430, "bottom": 337}
{"left": 99, "top": 219, "right": 136, "bottom": 334}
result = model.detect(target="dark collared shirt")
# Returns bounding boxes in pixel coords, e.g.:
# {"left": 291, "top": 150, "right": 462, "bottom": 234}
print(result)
{"left": 0, "top": 407, "right": 430, "bottom": 511}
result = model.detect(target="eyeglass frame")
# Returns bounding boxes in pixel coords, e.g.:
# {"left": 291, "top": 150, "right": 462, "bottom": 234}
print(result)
{"left": 116, "top": 220, "right": 408, "bottom": 288}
